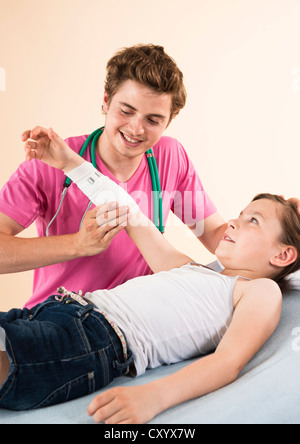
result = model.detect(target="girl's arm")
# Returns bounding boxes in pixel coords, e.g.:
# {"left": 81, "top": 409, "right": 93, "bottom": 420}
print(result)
{"left": 87, "top": 278, "right": 282, "bottom": 424}
{"left": 25, "top": 129, "right": 193, "bottom": 273}
{"left": 67, "top": 161, "right": 193, "bottom": 272}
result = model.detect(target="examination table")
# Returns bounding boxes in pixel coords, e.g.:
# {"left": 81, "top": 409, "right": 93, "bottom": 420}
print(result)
{"left": 0, "top": 285, "right": 299, "bottom": 424}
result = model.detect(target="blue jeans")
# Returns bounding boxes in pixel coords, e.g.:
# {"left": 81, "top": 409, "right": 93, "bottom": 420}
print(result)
{"left": 0, "top": 296, "right": 133, "bottom": 411}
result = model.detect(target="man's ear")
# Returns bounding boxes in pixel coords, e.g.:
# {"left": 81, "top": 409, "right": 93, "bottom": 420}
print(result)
{"left": 270, "top": 245, "right": 298, "bottom": 268}
{"left": 102, "top": 91, "right": 110, "bottom": 114}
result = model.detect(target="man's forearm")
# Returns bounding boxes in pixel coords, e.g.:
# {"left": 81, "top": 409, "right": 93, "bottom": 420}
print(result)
{"left": 0, "top": 232, "right": 81, "bottom": 274}
{"left": 198, "top": 217, "right": 227, "bottom": 254}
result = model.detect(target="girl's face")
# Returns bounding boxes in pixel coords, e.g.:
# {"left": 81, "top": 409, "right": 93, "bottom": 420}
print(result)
{"left": 216, "top": 199, "right": 287, "bottom": 277}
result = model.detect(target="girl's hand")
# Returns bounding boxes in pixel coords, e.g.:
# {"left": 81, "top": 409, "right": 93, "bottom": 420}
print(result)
{"left": 87, "top": 384, "right": 163, "bottom": 425}
{"left": 23, "top": 126, "right": 83, "bottom": 172}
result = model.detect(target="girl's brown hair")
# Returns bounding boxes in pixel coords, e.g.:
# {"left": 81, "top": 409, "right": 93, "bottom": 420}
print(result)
{"left": 252, "top": 194, "right": 300, "bottom": 292}
{"left": 104, "top": 44, "right": 187, "bottom": 123}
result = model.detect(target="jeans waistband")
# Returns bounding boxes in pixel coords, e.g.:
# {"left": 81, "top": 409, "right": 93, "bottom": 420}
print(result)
{"left": 56, "top": 287, "right": 129, "bottom": 363}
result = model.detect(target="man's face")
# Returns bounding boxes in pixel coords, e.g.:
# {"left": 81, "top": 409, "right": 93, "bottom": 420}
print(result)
{"left": 102, "top": 80, "right": 172, "bottom": 159}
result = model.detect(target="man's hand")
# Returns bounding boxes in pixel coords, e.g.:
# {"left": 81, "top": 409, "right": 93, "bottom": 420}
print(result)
{"left": 74, "top": 202, "right": 130, "bottom": 257}
{"left": 23, "top": 126, "right": 82, "bottom": 172}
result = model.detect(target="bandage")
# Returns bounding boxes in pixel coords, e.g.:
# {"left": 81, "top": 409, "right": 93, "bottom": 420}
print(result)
{"left": 66, "top": 161, "right": 140, "bottom": 214}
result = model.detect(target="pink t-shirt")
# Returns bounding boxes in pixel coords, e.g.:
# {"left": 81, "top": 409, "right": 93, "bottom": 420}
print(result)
{"left": 0, "top": 134, "right": 217, "bottom": 309}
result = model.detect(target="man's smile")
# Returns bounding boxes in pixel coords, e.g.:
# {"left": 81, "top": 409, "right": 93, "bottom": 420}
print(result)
{"left": 119, "top": 131, "right": 144, "bottom": 147}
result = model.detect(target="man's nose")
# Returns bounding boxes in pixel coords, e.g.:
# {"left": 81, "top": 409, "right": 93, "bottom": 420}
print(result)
{"left": 128, "top": 116, "right": 145, "bottom": 137}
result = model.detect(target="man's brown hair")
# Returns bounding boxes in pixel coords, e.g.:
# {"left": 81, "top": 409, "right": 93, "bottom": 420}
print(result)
{"left": 104, "top": 44, "right": 187, "bottom": 123}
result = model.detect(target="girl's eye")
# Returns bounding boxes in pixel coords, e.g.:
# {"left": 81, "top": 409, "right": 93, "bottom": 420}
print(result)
{"left": 121, "top": 109, "right": 131, "bottom": 115}
{"left": 251, "top": 218, "right": 259, "bottom": 224}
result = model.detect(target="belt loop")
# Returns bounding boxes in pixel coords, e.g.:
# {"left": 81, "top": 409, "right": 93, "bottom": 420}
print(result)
{"left": 113, "top": 353, "right": 134, "bottom": 373}
{"left": 76, "top": 304, "right": 95, "bottom": 319}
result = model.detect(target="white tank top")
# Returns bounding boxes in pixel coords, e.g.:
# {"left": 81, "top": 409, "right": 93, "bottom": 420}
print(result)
{"left": 85, "top": 264, "right": 238, "bottom": 376}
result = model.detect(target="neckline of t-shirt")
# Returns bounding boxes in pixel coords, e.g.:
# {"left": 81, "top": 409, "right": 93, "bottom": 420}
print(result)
{"left": 94, "top": 148, "right": 148, "bottom": 186}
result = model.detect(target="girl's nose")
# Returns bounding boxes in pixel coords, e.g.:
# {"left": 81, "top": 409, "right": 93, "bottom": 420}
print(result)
{"left": 228, "top": 218, "right": 238, "bottom": 230}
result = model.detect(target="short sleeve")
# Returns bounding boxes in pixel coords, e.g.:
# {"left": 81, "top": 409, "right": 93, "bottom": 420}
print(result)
{"left": 172, "top": 143, "right": 217, "bottom": 225}
{"left": 0, "top": 160, "right": 49, "bottom": 228}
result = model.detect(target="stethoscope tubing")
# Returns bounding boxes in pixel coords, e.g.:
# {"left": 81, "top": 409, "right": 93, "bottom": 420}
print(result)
{"left": 46, "top": 128, "right": 164, "bottom": 236}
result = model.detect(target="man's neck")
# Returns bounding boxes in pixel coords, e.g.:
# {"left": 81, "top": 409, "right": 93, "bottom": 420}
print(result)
{"left": 96, "top": 130, "right": 144, "bottom": 183}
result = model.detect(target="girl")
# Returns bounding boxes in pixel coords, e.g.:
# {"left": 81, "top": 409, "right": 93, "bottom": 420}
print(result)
{"left": 0, "top": 130, "right": 299, "bottom": 424}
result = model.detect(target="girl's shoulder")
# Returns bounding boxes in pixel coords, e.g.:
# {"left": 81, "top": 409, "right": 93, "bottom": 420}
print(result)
{"left": 233, "top": 278, "right": 282, "bottom": 310}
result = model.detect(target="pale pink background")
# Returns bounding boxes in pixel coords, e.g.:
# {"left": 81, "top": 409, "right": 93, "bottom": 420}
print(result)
{"left": 1, "top": 0, "right": 300, "bottom": 309}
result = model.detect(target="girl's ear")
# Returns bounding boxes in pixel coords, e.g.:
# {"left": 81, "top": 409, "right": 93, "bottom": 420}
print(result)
{"left": 270, "top": 245, "right": 298, "bottom": 268}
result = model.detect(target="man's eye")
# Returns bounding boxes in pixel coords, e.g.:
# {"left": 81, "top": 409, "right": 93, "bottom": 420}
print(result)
{"left": 148, "top": 119, "right": 159, "bottom": 126}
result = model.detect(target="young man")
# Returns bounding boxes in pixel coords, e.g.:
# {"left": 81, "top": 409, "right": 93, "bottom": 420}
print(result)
{"left": 0, "top": 44, "right": 225, "bottom": 309}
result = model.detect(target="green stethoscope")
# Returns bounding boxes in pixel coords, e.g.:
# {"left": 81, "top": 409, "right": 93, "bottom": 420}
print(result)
{"left": 46, "top": 127, "right": 164, "bottom": 237}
